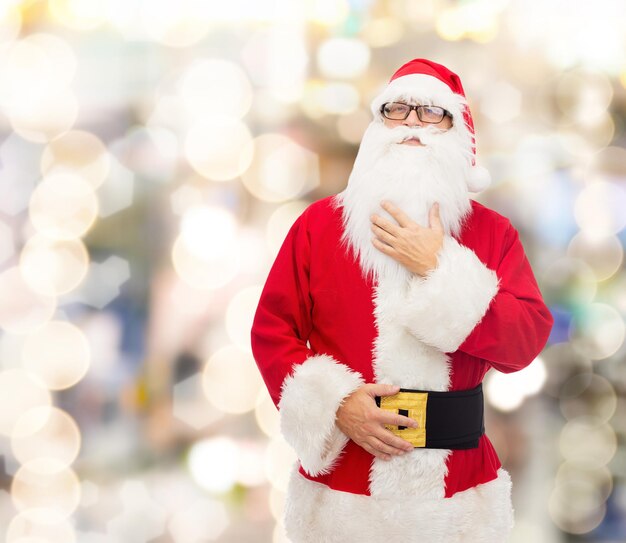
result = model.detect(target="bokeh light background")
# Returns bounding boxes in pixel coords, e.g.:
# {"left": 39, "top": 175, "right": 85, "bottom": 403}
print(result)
{"left": 0, "top": 0, "right": 625, "bottom": 541}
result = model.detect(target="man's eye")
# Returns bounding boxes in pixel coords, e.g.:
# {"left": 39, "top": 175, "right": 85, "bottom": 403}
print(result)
{"left": 388, "top": 104, "right": 408, "bottom": 113}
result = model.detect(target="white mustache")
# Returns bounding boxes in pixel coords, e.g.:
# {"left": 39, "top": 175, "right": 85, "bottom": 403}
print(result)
{"left": 382, "top": 125, "right": 447, "bottom": 146}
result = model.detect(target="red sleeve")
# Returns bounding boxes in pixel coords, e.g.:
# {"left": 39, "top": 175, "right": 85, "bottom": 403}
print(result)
{"left": 457, "top": 223, "right": 554, "bottom": 373}
{"left": 250, "top": 210, "right": 315, "bottom": 406}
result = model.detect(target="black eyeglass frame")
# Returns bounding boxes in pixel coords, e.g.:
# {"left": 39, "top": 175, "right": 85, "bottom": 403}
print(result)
{"left": 380, "top": 102, "right": 453, "bottom": 123}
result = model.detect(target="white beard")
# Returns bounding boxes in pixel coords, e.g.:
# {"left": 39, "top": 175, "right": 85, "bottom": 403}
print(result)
{"left": 334, "top": 120, "right": 474, "bottom": 286}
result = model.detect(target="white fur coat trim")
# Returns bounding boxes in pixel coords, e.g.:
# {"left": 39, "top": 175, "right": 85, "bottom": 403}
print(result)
{"left": 284, "top": 464, "right": 515, "bottom": 543}
{"left": 397, "top": 235, "right": 500, "bottom": 353}
{"left": 278, "top": 354, "right": 365, "bottom": 477}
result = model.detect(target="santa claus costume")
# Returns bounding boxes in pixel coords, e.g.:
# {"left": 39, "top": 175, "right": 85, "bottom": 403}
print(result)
{"left": 251, "top": 59, "right": 553, "bottom": 542}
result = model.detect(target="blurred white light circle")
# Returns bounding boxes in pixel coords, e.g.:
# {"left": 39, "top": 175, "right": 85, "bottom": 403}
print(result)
{"left": 11, "top": 459, "right": 81, "bottom": 523}
{"left": 485, "top": 357, "right": 547, "bottom": 412}
{"left": 180, "top": 205, "right": 238, "bottom": 261}
{"left": 139, "top": 0, "right": 210, "bottom": 48}
{"left": 168, "top": 497, "right": 230, "bottom": 542}
{"left": 261, "top": 29, "right": 308, "bottom": 104}
{"left": 19, "top": 235, "right": 89, "bottom": 297}
{"left": 301, "top": 81, "right": 359, "bottom": 117}
{"left": 436, "top": 4, "right": 498, "bottom": 41}
{"left": 555, "top": 463, "right": 613, "bottom": 504}
{"left": 0, "top": 34, "right": 75, "bottom": 105}
{"left": 559, "top": 373, "right": 617, "bottom": 423}
{"left": 171, "top": 234, "right": 240, "bottom": 290}
{"left": 319, "top": 82, "right": 360, "bottom": 115}
{"left": 361, "top": 17, "right": 404, "bottom": 48}
{"left": 560, "top": 417, "right": 617, "bottom": 469}
{"left": 269, "top": 485, "right": 287, "bottom": 522}
{"left": 29, "top": 173, "right": 99, "bottom": 240}
{"left": 0, "top": 369, "right": 52, "bottom": 437}
{"left": 179, "top": 59, "right": 252, "bottom": 119}
{"left": 0, "top": 219, "right": 15, "bottom": 266}
{"left": 7, "top": 512, "right": 76, "bottom": 543}
{"left": 307, "top": 0, "right": 349, "bottom": 25}
{"left": 10, "top": 89, "right": 79, "bottom": 143}
{"left": 241, "top": 134, "right": 319, "bottom": 202}
{"left": 21, "top": 320, "right": 90, "bottom": 390}
{"left": 266, "top": 201, "right": 309, "bottom": 256}
{"left": 41, "top": 130, "right": 111, "bottom": 190}
{"left": 570, "top": 302, "right": 625, "bottom": 360}
{"left": 436, "top": 8, "right": 465, "bottom": 41}
{"left": 202, "top": 345, "right": 263, "bottom": 414}
{"left": 317, "top": 38, "right": 370, "bottom": 79}
{"left": 549, "top": 475, "right": 607, "bottom": 535}
{"left": 169, "top": 183, "right": 203, "bottom": 217}
{"left": 336, "top": 108, "right": 371, "bottom": 144}
{"left": 235, "top": 440, "right": 267, "bottom": 487}
{"left": 24, "top": 33, "right": 76, "bottom": 86}
{"left": 255, "top": 388, "right": 280, "bottom": 438}
{"left": 485, "top": 375, "right": 524, "bottom": 412}
{"left": 167, "top": 277, "right": 215, "bottom": 317}
{"left": 555, "top": 69, "right": 613, "bottom": 125}
{"left": 11, "top": 406, "right": 81, "bottom": 469}
{"left": 264, "top": 436, "right": 297, "bottom": 492}
{"left": 541, "top": 257, "right": 597, "bottom": 305}
{"left": 0, "top": 267, "right": 56, "bottom": 334}
{"left": 49, "top": 0, "right": 107, "bottom": 30}
{"left": 187, "top": 437, "right": 239, "bottom": 493}
{"left": 480, "top": 81, "right": 522, "bottom": 123}
{"left": 185, "top": 116, "right": 254, "bottom": 181}
{"left": 574, "top": 181, "right": 626, "bottom": 236}
{"left": 225, "top": 285, "right": 263, "bottom": 349}
{"left": 567, "top": 231, "right": 623, "bottom": 282}
{"left": 0, "top": 3, "right": 22, "bottom": 44}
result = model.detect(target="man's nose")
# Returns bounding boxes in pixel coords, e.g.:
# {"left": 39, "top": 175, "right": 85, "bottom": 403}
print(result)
{"left": 402, "top": 108, "right": 424, "bottom": 127}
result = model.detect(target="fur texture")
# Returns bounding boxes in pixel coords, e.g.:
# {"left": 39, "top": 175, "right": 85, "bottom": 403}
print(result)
{"left": 396, "top": 235, "right": 501, "bottom": 353}
{"left": 280, "top": 77, "right": 511, "bottom": 540}
{"left": 278, "top": 354, "right": 365, "bottom": 477}
{"left": 369, "top": 72, "right": 491, "bottom": 193}
{"left": 369, "top": 273, "right": 453, "bottom": 500}
{"left": 334, "top": 120, "right": 473, "bottom": 287}
{"left": 284, "top": 464, "right": 515, "bottom": 543}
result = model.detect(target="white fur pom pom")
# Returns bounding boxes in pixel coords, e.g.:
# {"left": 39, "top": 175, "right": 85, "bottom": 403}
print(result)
{"left": 467, "top": 165, "right": 491, "bottom": 193}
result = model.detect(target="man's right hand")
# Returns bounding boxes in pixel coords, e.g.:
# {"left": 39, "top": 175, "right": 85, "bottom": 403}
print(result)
{"left": 335, "top": 383, "right": 418, "bottom": 461}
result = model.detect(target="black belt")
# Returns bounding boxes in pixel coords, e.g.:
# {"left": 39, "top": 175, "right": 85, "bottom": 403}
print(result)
{"left": 375, "top": 384, "right": 485, "bottom": 449}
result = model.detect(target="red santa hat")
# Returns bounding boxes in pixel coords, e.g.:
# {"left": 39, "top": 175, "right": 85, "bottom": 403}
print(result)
{"left": 370, "top": 58, "right": 491, "bottom": 193}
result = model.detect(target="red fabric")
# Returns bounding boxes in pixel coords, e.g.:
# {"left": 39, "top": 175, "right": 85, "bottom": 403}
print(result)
{"left": 251, "top": 195, "right": 553, "bottom": 498}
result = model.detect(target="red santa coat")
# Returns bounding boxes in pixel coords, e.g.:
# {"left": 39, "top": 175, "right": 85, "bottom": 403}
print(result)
{"left": 251, "top": 194, "right": 553, "bottom": 542}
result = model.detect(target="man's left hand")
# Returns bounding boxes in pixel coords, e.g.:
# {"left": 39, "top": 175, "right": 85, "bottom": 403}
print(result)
{"left": 370, "top": 201, "right": 444, "bottom": 277}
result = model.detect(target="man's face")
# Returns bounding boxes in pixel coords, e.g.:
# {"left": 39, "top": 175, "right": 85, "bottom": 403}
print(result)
{"left": 382, "top": 103, "right": 453, "bottom": 147}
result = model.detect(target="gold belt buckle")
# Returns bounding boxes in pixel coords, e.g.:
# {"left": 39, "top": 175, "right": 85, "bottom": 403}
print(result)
{"left": 378, "top": 391, "right": 428, "bottom": 448}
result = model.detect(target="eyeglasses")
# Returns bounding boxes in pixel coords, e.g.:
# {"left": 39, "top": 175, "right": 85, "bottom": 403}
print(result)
{"left": 380, "top": 102, "right": 452, "bottom": 123}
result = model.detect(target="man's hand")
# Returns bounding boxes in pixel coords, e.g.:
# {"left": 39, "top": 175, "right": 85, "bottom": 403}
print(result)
{"left": 335, "top": 383, "right": 417, "bottom": 461}
{"left": 370, "top": 201, "right": 444, "bottom": 276}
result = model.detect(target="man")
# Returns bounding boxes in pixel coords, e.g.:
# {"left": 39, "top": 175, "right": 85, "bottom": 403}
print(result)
{"left": 250, "top": 58, "right": 553, "bottom": 542}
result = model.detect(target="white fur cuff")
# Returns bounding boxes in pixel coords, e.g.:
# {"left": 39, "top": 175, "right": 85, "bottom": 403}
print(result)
{"left": 278, "top": 354, "right": 365, "bottom": 477}
{"left": 398, "top": 236, "right": 500, "bottom": 353}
